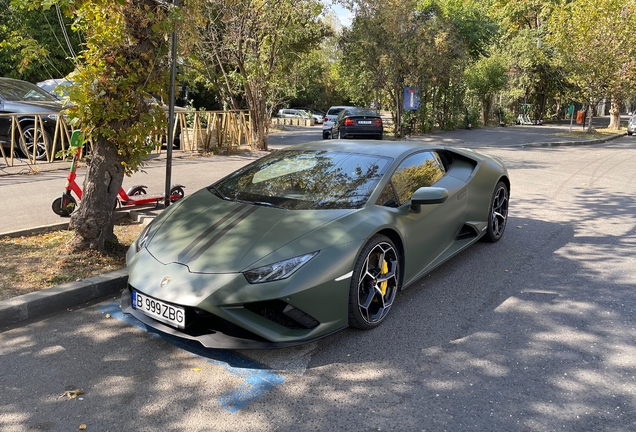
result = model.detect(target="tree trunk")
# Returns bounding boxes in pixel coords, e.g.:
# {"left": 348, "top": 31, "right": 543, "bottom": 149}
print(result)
{"left": 69, "top": 138, "right": 124, "bottom": 252}
{"left": 608, "top": 101, "right": 621, "bottom": 130}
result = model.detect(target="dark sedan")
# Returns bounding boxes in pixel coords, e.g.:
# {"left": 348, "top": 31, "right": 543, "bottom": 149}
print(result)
{"left": 0, "top": 77, "right": 64, "bottom": 161}
{"left": 332, "top": 107, "right": 383, "bottom": 140}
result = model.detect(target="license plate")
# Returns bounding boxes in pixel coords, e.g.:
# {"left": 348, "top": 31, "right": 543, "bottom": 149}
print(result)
{"left": 132, "top": 290, "right": 185, "bottom": 329}
{"left": 358, "top": 120, "right": 372, "bottom": 125}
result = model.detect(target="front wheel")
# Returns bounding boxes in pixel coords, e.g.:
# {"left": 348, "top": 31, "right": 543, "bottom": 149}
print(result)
{"left": 348, "top": 234, "right": 401, "bottom": 330}
{"left": 19, "top": 124, "right": 53, "bottom": 161}
{"left": 482, "top": 181, "right": 509, "bottom": 243}
{"left": 51, "top": 193, "right": 77, "bottom": 217}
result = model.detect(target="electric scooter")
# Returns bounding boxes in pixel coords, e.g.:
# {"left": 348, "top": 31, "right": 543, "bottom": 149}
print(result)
{"left": 52, "top": 130, "right": 185, "bottom": 217}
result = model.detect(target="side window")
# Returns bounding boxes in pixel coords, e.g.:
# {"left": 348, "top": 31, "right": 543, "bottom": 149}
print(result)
{"left": 375, "top": 183, "right": 399, "bottom": 207}
{"left": 391, "top": 152, "right": 445, "bottom": 205}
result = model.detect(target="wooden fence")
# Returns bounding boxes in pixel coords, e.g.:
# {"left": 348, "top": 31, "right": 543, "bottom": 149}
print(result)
{"left": 0, "top": 110, "right": 251, "bottom": 167}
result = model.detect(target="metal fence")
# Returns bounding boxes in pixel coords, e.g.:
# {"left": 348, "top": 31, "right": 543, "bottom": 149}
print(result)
{"left": 0, "top": 110, "right": 251, "bottom": 167}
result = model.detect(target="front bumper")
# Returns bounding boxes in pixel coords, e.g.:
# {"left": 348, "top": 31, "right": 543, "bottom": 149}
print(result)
{"left": 121, "top": 288, "right": 344, "bottom": 349}
{"left": 122, "top": 242, "right": 361, "bottom": 349}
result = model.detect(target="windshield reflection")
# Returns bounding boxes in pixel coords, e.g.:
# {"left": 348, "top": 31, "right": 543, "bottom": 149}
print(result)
{"left": 211, "top": 150, "right": 393, "bottom": 210}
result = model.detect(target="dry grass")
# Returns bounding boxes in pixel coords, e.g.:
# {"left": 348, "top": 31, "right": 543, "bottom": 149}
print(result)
{"left": 0, "top": 219, "right": 144, "bottom": 301}
{"left": 552, "top": 127, "right": 626, "bottom": 139}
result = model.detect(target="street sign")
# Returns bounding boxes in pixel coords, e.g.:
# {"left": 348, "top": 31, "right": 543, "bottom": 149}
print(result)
{"left": 403, "top": 87, "right": 420, "bottom": 110}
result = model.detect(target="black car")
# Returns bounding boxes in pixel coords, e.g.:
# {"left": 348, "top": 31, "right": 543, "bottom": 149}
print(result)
{"left": 332, "top": 107, "right": 383, "bottom": 140}
{"left": 0, "top": 77, "right": 64, "bottom": 160}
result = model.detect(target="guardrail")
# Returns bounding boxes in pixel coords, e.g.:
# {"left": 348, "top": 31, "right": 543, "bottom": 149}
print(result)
{"left": 0, "top": 109, "right": 251, "bottom": 167}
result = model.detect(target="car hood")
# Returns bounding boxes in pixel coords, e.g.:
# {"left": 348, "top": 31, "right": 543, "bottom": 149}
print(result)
{"left": 146, "top": 188, "right": 355, "bottom": 273}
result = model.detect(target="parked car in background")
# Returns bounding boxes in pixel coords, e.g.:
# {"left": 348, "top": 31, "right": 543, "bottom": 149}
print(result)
{"left": 37, "top": 78, "right": 73, "bottom": 100}
{"left": 332, "top": 107, "right": 383, "bottom": 140}
{"left": 322, "top": 105, "right": 353, "bottom": 139}
{"left": 0, "top": 77, "right": 64, "bottom": 160}
{"left": 293, "top": 107, "right": 325, "bottom": 124}
{"left": 627, "top": 114, "right": 636, "bottom": 136}
{"left": 277, "top": 108, "right": 311, "bottom": 120}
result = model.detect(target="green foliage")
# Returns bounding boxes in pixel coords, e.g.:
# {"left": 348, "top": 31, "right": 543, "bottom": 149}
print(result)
{"left": 0, "top": 2, "right": 80, "bottom": 82}
{"left": 548, "top": 0, "right": 636, "bottom": 108}
{"left": 193, "top": 0, "right": 329, "bottom": 149}
{"left": 62, "top": 0, "right": 179, "bottom": 173}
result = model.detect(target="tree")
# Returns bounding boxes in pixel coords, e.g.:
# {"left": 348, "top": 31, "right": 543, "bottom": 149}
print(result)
{"left": 0, "top": 2, "right": 81, "bottom": 82}
{"left": 464, "top": 53, "right": 508, "bottom": 125}
{"left": 548, "top": 0, "right": 636, "bottom": 131}
{"left": 15, "top": 0, "right": 187, "bottom": 253}
{"left": 192, "top": 0, "right": 328, "bottom": 150}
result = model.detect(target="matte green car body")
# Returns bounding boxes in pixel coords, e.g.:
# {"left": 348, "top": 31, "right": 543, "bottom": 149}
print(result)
{"left": 122, "top": 140, "right": 509, "bottom": 349}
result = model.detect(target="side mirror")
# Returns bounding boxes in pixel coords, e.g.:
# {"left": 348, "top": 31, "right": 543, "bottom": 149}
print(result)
{"left": 411, "top": 187, "right": 449, "bottom": 212}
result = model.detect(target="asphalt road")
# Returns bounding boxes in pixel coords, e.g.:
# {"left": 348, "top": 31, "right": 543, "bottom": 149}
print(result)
{"left": 1, "top": 128, "right": 635, "bottom": 431}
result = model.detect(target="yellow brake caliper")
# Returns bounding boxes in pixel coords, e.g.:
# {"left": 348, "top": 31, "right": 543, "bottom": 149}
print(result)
{"left": 379, "top": 259, "right": 389, "bottom": 296}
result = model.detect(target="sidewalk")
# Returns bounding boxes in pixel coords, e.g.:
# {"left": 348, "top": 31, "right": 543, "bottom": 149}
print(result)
{"left": 0, "top": 124, "right": 627, "bottom": 329}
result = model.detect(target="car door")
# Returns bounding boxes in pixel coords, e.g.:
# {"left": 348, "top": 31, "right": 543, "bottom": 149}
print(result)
{"left": 376, "top": 151, "right": 468, "bottom": 283}
{"left": 0, "top": 98, "right": 9, "bottom": 143}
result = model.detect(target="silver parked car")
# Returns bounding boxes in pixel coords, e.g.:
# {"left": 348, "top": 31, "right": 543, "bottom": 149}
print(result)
{"left": 627, "top": 115, "right": 636, "bottom": 136}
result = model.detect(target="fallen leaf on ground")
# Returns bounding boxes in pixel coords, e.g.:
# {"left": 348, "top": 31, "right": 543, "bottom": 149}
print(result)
{"left": 59, "top": 389, "right": 85, "bottom": 399}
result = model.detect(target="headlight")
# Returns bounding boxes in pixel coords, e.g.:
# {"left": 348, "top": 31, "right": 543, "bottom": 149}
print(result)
{"left": 243, "top": 252, "right": 318, "bottom": 284}
{"left": 135, "top": 222, "right": 153, "bottom": 253}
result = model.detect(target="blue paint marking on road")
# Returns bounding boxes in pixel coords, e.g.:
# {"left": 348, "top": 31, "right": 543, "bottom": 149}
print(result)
{"left": 97, "top": 302, "right": 285, "bottom": 412}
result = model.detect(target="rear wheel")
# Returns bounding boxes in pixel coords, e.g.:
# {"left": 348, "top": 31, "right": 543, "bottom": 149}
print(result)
{"left": 322, "top": 130, "right": 330, "bottom": 139}
{"left": 170, "top": 186, "right": 185, "bottom": 201}
{"left": 348, "top": 235, "right": 400, "bottom": 330}
{"left": 19, "top": 124, "right": 53, "bottom": 161}
{"left": 127, "top": 186, "right": 147, "bottom": 196}
{"left": 483, "top": 181, "right": 509, "bottom": 243}
{"left": 628, "top": 131, "right": 633, "bottom": 136}
{"left": 339, "top": 128, "right": 346, "bottom": 139}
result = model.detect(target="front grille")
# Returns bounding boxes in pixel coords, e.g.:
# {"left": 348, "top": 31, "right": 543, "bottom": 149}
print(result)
{"left": 244, "top": 300, "right": 319, "bottom": 330}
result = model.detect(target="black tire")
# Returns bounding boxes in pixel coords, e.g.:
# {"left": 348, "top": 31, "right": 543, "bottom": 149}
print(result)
{"left": 628, "top": 131, "right": 633, "bottom": 136}
{"left": 482, "top": 181, "right": 509, "bottom": 243}
{"left": 170, "top": 186, "right": 185, "bottom": 201}
{"left": 348, "top": 234, "right": 400, "bottom": 330}
{"left": 339, "top": 128, "right": 346, "bottom": 139}
{"left": 51, "top": 194, "right": 77, "bottom": 217}
{"left": 127, "top": 186, "right": 147, "bottom": 196}
{"left": 322, "top": 131, "right": 330, "bottom": 139}
{"left": 19, "top": 124, "right": 53, "bottom": 161}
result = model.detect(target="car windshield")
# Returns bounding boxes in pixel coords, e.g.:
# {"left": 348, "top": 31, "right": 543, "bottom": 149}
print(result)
{"left": 347, "top": 108, "right": 378, "bottom": 117}
{"left": 0, "top": 80, "right": 59, "bottom": 102}
{"left": 211, "top": 150, "right": 393, "bottom": 210}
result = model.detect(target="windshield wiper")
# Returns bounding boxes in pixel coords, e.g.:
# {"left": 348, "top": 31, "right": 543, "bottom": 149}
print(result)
{"left": 237, "top": 199, "right": 286, "bottom": 209}
{"left": 209, "top": 185, "right": 230, "bottom": 201}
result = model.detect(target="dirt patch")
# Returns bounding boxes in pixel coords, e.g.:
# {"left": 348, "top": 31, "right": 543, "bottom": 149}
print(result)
{"left": 0, "top": 219, "right": 144, "bottom": 302}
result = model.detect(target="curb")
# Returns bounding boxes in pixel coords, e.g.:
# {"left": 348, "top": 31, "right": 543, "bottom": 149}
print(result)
{"left": 0, "top": 269, "right": 128, "bottom": 329}
{"left": 519, "top": 132, "right": 626, "bottom": 148}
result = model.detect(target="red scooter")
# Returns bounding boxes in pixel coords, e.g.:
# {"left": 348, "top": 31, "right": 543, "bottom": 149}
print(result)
{"left": 52, "top": 130, "right": 185, "bottom": 217}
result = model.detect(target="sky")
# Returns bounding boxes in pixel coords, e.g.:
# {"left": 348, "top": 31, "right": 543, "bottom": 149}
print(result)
{"left": 323, "top": 1, "right": 353, "bottom": 27}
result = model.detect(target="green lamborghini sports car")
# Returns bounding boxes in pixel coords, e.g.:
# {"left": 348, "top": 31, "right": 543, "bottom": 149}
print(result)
{"left": 122, "top": 140, "right": 510, "bottom": 349}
